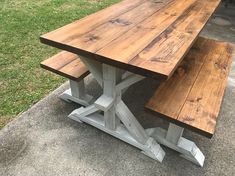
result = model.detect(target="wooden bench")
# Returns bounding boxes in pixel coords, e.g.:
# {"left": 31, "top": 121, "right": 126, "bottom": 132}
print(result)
{"left": 145, "top": 37, "right": 235, "bottom": 138}
{"left": 40, "top": 51, "right": 92, "bottom": 106}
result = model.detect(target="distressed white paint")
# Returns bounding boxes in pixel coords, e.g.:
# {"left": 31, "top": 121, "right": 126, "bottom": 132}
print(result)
{"left": 102, "top": 64, "right": 118, "bottom": 130}
{"left": 70, "top": 105, "right": 99, "bottom": 117}
{"left": 70, "top": 80, "right": 85, "bottom": 99}
{"left": 166, "top": 123, "right": 184, "bottom": 144}
{"left": 79, "top": 55, "right": 103, "bottom": 86}
{"left": 146, "top": 125, "right": 205, "bottom": 167}
{"left": 68, "top": 104, "right": 99, "bottom": 123}
{"left": 94, "top": 95, "right": 114, "bottom": 111}
{"left": 69, "top": 112, "right": 165, "bottom": 162}
{"left": 116, "top": 74, "right": 145, "bottom": 91}
{"left": 59, "top": 89, "right": 93, "bottom": 107}
{"left": 121, "top": 71, "right": 133, "bottom": 79}
{"left": 67, "top": 63, "right": 165, "bottom": 163}
{"left": 116, "top": 101, "right": 149, "bottom": 144}
{"left": 66, "top": 60, "right": 205, "bottom": 166}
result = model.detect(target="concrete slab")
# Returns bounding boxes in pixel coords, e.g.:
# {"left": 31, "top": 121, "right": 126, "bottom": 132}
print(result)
{"left": 201, "top": 1, "right": 235, "bottom": 42}
{"left": 1, "top": 2, "right": 235, "bottom": 176}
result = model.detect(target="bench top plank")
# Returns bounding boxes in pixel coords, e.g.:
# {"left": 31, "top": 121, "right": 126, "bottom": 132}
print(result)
{"left": 40, "top": 0, "right": 221, "bottom": 80}
{"left": 178, "top": 40, "right": 234, "bottom": 137}
{"left": 145, "top": 37, "right": 235, "bottom": 138}
{"left": 40, "top": 51, "right": 89, "bottom": 81}
{"left": 145, "top": 38, "right": 209, "bottom": 121}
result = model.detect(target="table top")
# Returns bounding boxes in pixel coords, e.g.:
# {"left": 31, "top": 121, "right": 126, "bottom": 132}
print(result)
{"left": 40, "top": 0, "right": 221, "bottom": 80}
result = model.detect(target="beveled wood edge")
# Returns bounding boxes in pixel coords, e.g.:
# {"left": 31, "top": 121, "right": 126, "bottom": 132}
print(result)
{"left": 40, "top": 62, "right": 90, "bottom": 82}
{"left": 144, "top": 107, "right": 214, "bottom": 138}
{"left": 40, "top": 37, "right": 168, "bottom": 82}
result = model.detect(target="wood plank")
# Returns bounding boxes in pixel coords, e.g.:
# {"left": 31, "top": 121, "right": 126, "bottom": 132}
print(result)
{"left": 66, "top": 0, "right": 173, "bottom": 53}
{"left": 145, "top": 38, "right": 209, "bottom": 121}
{"left": 41, "top": 0, "right": 221, "bottom": 80}
{"left": 59, "top": 59, "right": 89, "bottom": 80}
{"left": 41, "top": 0, "right": 146, "bottom": 43}
{"left": 145, "top": 37, "right": 234, "bottom": 138}
{"left": 97, "top": 0, "right": 197, "bottom": 62}
{"left": 129, "top": 0, "right": 221, "bottom": 78}
{"left": 178, "top": 40, "right": 234, "bottom": 137}
{"left": 41, "top": 51, "right": 78, "bottom": 70}
{"left": 40, "top": 51, "right": 89, "bottom": 81}
{"left": 97, "top": 0, "right": 220, "bottom": 79}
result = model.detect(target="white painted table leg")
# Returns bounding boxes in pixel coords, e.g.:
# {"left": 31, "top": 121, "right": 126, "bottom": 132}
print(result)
{"left": 68, "top": 104, "right": 100, "bottom": 123}
{"left": 69, "top": 112, "right": 164, "bottom": 162}
{"left": 116, "top": 74, "right": 144, "bottom": 92}
{"left": 68, "top": 62, "right": 165, "bottom": 163}
{"left": 116, "top": 100, "right": 165, "bottom": 161}
{"left": 146, "top": 123, "right": 205, "bottom": 167}
{"left": 102, "top": 64, "right": 118, "bottom": 130}
{"left": 79, "top": 56, "right": 103, "bottom": 86}
{"left": 116, "top": 101, "right": 148, "bottom": 144}
{"left": 59, "top": 79, "right": 93, "bottom": 106}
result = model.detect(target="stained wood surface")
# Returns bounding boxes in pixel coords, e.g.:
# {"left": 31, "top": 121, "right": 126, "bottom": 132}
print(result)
{"left": 40, "top": 0, "right": 221, "bottom": 80}
{"left": 145, "top": 37, "right": 235, "bottom": 138}
{"left": 40, "top": 51, "right": 89, "bottom": 81}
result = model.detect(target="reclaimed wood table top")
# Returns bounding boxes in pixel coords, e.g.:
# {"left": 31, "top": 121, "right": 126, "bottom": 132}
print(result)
{"left": 40, "top": 0, "right": 221, "bottom": 81}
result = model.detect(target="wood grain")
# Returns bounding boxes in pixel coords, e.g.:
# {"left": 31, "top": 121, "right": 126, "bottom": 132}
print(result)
{"left": 40, "top": 51, "right": 89, "bottom": 81}
{"left": 178, "top": 40, "right": 234, "bottom": 137}
{"left": 98, "top": 0, "right": 196, "bottom": 63}
{"left": 129, "top": 0, "right": 220, "bottom": 78}
{"left": 40, "top": 0, "right": 221, "bottom": 80}
{"left": 41, "top": 0, "right": 145, "bottom": 42}
{"left": 67, "top": 0, "right": 173, "bottom": 53}
{"left": 145, "top": 38, "right": 208, "bottom": 120}
{"left": 145, "top": 37, "right": 234, "bottom": 138}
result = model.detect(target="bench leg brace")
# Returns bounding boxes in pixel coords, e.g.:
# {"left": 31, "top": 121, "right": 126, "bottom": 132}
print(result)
{"left": 59, "top": 79, "right": 93, "bottom": 106}
{"left": 68, "top": 61, "right": 165, "bottom": 163}
{"left": 146, "top": 123, "right": 205, "bottom": 167}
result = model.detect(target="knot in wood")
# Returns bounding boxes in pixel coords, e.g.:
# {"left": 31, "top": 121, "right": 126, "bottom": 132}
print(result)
{"left": 152, "top": 0, "right": 163, "bottom": 4}
{"left": 86, "top": 34, "right": 99, "bottom": 42}
{"left": 110, "top": 19, "right": 131, "bottom": 26}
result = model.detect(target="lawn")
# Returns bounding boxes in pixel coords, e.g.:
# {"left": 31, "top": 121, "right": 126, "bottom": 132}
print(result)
{"left": 0, "top": 0, "right": 120, "bottom": 128}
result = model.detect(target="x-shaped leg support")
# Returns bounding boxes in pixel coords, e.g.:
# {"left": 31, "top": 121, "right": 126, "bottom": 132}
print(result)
{"left": 68, "top": 56, "right": 205, "bottom": 166}
{"left": 68, "top": 58, "right": 165, "bottom": 162}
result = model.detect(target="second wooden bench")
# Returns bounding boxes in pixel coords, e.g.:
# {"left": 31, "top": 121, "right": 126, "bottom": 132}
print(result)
{"left": 145, "top": 37, "right": 234, "bottom": 138}
{"left": 144, "top": 37, "right": 234, "bottom": 166}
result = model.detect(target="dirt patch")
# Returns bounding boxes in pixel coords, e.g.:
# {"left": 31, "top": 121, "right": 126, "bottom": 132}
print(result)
{"left": 0, "top": 136, "right": 28, "bottom": 165}
{"left": 0, "top": 116, "right": 13, "bottom": 129}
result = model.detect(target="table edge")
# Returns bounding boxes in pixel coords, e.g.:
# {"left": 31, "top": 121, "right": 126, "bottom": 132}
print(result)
{"left": 40, "top": 36, "right": 169, "bottom": 81}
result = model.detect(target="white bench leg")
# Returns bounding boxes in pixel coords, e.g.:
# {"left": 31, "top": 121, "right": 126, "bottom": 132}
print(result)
{"left": 68, "top": 61, "right": 165, "bottom": 163}
{"left": 146, "top": 123, "right": 205, "bottom": 167}
{"left": 59, "top": 79, "right": 93, "bottom": 107}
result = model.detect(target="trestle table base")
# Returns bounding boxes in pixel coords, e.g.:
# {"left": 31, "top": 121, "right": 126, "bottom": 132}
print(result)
{"left": 69, "top": 111, "right": 165, "bottom": 162}
{"left": 66, "top": 56, "right": 205, "bottom": 166}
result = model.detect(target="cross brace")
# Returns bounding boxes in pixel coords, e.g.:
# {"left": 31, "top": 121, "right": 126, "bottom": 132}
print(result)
{"left": 68, "top": 56, "right": 205, "bottom": 166}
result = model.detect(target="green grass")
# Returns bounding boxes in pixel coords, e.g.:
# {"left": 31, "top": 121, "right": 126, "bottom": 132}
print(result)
{"left": 0, "top": 0, "right": 120, "bottom": 128}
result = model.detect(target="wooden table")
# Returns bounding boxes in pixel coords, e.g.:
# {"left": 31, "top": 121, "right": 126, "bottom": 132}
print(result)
{"left": 40, "top": 0, "right": 221, "bottom": 166}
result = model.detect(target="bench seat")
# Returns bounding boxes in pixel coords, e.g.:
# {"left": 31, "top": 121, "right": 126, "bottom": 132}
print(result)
{"left": 145, "top": 37, "right": 235, "bottom": 138}
{"left": 40, "top": 51, "right": 92, "bottom": 106}
{"left": 40, "top": 51, "right": 89, "bottom": 81}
